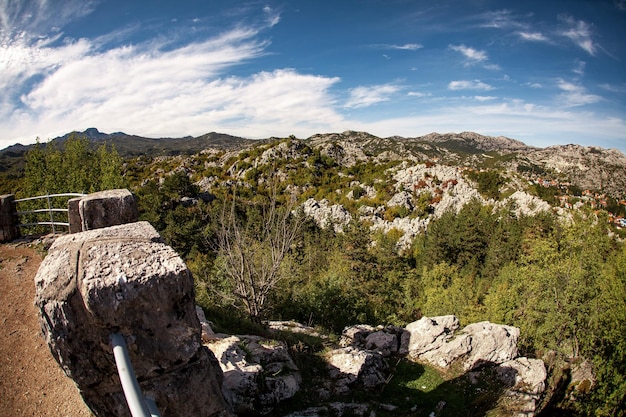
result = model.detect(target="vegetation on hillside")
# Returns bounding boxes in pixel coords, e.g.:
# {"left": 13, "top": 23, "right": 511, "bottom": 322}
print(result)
{"left": 9, "top": 134, "right": 626, "bottom": 415}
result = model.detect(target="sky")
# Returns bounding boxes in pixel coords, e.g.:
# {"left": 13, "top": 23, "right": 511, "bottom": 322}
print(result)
{"left": 1, "top": 0, "right": 626, "bottom": 152}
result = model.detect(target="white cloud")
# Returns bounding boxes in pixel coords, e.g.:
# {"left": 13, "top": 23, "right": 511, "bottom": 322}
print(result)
{"left": 560, "top": 16, "right": 597, "bottom": 56}
{"left": 557, "top": 79, "right": 602, "bottom": 107}
{"left": 517, "top": 31, "right": 549, "bottom": 42}
{"left": 449, "top": 44, "right": 499, "bottom": 70}
{"left": 348, "top": 99, "right": 626, "bottom": 150}
{"left": 572, "top": 60, "right": 586, "bottom": 77}
{"left": 344, "top": 84, "right": 400, "bottom": 108}
{"left": 0, "top": 23, "right": 347, "bottom": 144}
{"left": 448, "top": 80, "right": 494, "bottom": 91}
{"left": 599, "top": 83, "right": 626, "bottom": 94}
{"left": 0, "top": 0, "right": 97, "bottom": 39}
{"left": 449, "top": 44, "right": 487, "bottom": 63}
{"left": 474, "top": 96, "right": 497, "bottom": 102}
{"left": 388, "top": 43, "right": 423, "bottom": 51}
{"left": 262, "top": 5, "right": 281, "bottom": 27}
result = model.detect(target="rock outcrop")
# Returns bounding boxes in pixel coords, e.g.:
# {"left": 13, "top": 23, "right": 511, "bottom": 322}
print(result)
{"left": 302, "top": 198, "right": 352, "bottom": 232}
{"left": 326, "top": 347, "right": 388, "bottom": 394}
{"left": 205, "top": 334, "right": 301, "bottom": 414}
{"left": 34, "top": 221, "right": 228, "bottom": 417}
{"left": 402, "top": 316, "right": 519, "bottom": 370}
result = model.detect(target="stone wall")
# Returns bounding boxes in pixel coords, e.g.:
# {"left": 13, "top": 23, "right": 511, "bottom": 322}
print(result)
{"left": 34, "top": 221, "right": 229, "bottom": 417}
{"left": 0, "top": 194, "right": 19, "bottom": 242}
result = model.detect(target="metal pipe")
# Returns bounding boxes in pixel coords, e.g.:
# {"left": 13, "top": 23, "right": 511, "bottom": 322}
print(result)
{"left": 110, "top": 333, "right": 161, "bottom": 417}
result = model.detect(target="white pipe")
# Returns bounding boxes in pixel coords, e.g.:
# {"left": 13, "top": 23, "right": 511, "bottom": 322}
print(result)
{"left": 110, "top": 333, "right": 160, "bottom": 417}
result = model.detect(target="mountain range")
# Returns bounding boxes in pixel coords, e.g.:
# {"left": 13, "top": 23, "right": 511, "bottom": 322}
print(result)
{"left": 1, "top": 128, "right": 625, "bottom": 199}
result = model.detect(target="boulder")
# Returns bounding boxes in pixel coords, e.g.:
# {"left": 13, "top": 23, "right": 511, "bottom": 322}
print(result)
{"left": 266, "top": 320, "right": 324, "bottom": 338}
{"left": 496, "top": 357, "right": 547, "bottom": 416}
{"left": 461, "top": 321, "right": 520, "bottom": 370}
{"left": 339, "top": 324, "right": 376, "bottom": 348}
{"left": 403, "top": 317, "right": 520, "bottom": 371}
{"left": 34, "top": 222, "right": 228, "bottom": 417}
{"left": 340, "top": 324, "right": 403, "bottom": 357}
{"left": 365, "top": 331, "right": 399, "bottom": 357}
{"left": 401, "top": 315, "right": 460, "bottom": 357}
{"left": 205, "top": 334, "right": 301, "bottom": 414}
{"left": 326, "top": 347, "right": 388, "bottom": 394}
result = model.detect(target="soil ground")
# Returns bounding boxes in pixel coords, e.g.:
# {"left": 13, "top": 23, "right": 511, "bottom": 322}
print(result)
{"left": 0, "top": 240, "right": 93, "bottom": 417}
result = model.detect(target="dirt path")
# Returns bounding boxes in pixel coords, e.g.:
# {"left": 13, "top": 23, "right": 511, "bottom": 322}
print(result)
{"left": 0, "top": 242, "right": 93, "bottom": 417}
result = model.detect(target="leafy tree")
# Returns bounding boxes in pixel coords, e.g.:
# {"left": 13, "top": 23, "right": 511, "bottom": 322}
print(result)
{"left": 22, "top": 134, "right": 124, "bottom": 196}
{"left": 467, "top": 169, "right": 507, "bottom": 200}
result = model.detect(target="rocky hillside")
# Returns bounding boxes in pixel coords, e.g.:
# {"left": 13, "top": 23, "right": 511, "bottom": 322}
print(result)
{"left": 2, "top": 128, "right": 625, "bottom": 198}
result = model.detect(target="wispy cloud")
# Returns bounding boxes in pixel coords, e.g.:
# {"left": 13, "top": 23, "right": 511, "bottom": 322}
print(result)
{"left": 557, "top": 79, "right": 601, "bottom": 107}
{"left": 449, "top": 44, "right": 499, "bottom": 70}
{"left": 353, "top": 99, "right": 626, "bottom": 150}
{"left": 262, "top": 5, "right": 281, "bottom": 27}
{"left": 517, "top": 31, "right": 549, "bottom": 42}
{"left": 449, "top": 44, "right": 487, "bottom": 63}
{"left": 572, "top": 60, "right": 586, "bottom": 77}
{"left": 387, "top": 43, "right": 423, "bottom": 51}
{"left": 475, "top": 9, "right": 527, "bottom": 30}
{"left": 474, "top": 96, "right": 497, "bottom": 102}
{"left": 560, "top": 15, "right": 597, "bottom": 56}
{"left": 344, "top": 84, "right": 400, "bottom": 108}
{"left": 599, "top": 83, "right": 626, "bottom": 94}
{"left": 448, "top": 80, "right": 494, "bottom": 91}
{"left": 0, "top": 19, "right": 347, "bottom": 143}
{"left": 371, "top": 43, "right": 423, "bottom": 51}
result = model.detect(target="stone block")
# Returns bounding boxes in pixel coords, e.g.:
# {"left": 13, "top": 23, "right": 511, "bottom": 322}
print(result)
{"left": 34, "top": 222, "right": 228, "bottom": 417}
{"left": 77, "top": 189, "right": 138, "bottom": 232}
{"left": 0, "top": 194, "right": 19, "bottom": 242}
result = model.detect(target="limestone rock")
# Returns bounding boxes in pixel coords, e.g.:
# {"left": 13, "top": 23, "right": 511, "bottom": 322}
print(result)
{"left": 70, "top": 189, "right": 139, "bottom": 232}
{"left": 403, "top": 316, "right": 519, "bottom": 371}
{"left": 302, "top": 198, "right": 352, "bottom": 232}
{"left": 461, "top": 321, "right": 520, "bottom": 370}
{"left": 205, "top": 334, "right": 301, "bottom": 414}
{"left": 496, "top": 357, "right": 547, "bottom": 416}
{"left": 339, "top": 325, "right": 376, "bottom": 348}
{"left": 387, "top": 190, "right": 414, "bottom": 210}
{"left": 266, "top": 320, "right": 324, "bottom": 338}
{"left": 503, "top": 191, "right": 552, "bottom": 217}
{"left": 34, "top": 222, "right": 228, "bottom": 417}
{"left": 401, "top": 315, "right": 460, "bottom": 357}
{"left": 196, "top": 305, "right": 216, "bottom": 342}
{"left": 340, "top": 324, "right": 403, "bottom": 357}
{"left": 326, "top": 347, "right": 388, "bottom": 394}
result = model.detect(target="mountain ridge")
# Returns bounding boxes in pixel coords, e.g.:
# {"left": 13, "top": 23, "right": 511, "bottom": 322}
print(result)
{"left": 1, "top": 128, "right": 625, "bottom": 198}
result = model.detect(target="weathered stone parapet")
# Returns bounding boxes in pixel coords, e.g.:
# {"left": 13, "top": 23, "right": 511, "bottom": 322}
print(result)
{"left": 34, "top": 221, "right": 229, "bottom": 417}
{"left": 68, "top": 189, "right": 138, "bottom": 233}
{"left": 0, "top": 194, "right": 20, "bottom": 242}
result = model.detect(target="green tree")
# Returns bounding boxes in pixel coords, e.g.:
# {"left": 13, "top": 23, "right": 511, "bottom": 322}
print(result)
{"left": 22, "top": 134, "right": 124, "bottom": 195}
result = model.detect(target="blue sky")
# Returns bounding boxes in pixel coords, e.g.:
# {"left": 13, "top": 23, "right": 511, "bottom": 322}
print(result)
{"left": 1, "top": 0, "right": 626, "bottom": 151}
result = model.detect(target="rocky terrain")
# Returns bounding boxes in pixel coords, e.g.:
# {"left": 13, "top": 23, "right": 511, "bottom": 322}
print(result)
{"left": 2, "top": 128, "right": 626, "bottom": 199}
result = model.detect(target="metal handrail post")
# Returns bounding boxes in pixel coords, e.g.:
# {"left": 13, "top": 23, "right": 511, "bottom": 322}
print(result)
{"left": 110, "top": 333, "right": 162, "bottom": 417}
{"left": 46, "top": 194, "right": 56, "bottom": 234}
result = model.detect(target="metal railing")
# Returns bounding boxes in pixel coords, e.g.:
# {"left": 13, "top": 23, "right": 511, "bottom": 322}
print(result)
{"left": 14, "top": 193, "right": 86, "bottom": 234}
{"left": 110, "top": 333, "right": 162, "bottom": 417}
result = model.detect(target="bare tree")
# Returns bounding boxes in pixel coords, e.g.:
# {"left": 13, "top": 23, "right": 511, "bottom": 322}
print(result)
{"left": 214, "top": 186, "right": 303, "bottom": 321}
